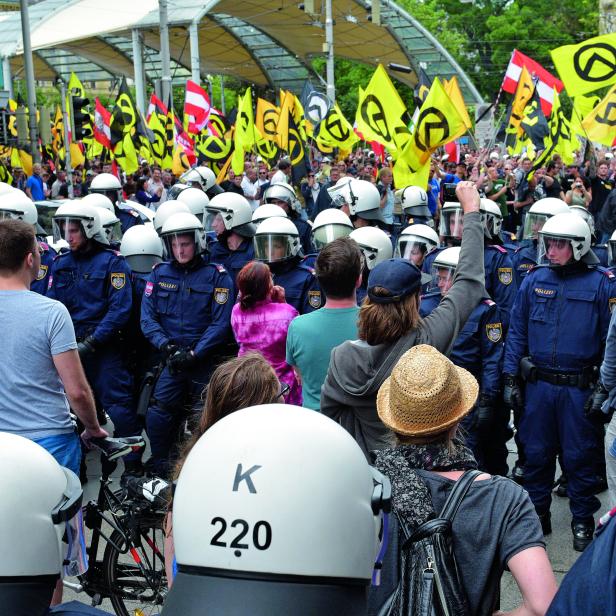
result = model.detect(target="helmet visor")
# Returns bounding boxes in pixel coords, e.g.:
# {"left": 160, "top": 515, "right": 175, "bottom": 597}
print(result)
{"left": 396, "top": 238, "right": 429, "bottom": 265}
{"left": 609, "top": 241, "right": 616, "bottom": 267}
{"left": 522, "top": 212, "right": 548, "bottom": 240}
{"left": 103, "top": 220, "right": 123, "bottom": 243}
{"left": 162, "top": 231, "right": 200, "bottom": 262}
{"left": 429, "top": 263, "right": 456, "bottom": 294}
{"left": 312, "top": 223, "right": 352, "bottom": 250}
{"left": 203, "top": 209, "right": 230, "bottom": 234}
{"left": 439, "top": 208, "right": 464, "bottom": 239}
{"left": 254, "top": 234, "right": 295, "bottom": 262}
{"left": 89, "top": 187, "right": 121, "bottom": 204}
{"left": 537, "top": 234, "right": 574, "bottom": 265}
{"left": 0, "top": 208, "right": 25, "bottom": 222}
{"left": 52, "top": 217, "right": 90, "bottom": 245}
{"left": 126, "top": 253, "right": 162, "bottom": 274}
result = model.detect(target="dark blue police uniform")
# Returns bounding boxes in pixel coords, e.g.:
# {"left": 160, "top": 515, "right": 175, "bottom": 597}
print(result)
{"left": 115, "top": 204, "right": 143, "bottom": 234}
{"left": 47, "top": 246, "right": 140, "bottom": 447}
{"left": 140, "top": 256, "right": 233, "bottom": 475}
{"left": 208, "top": 237, "right": 255, "bottom": 289}
{"left": 31, "top": 240, "right": 56, "bottom": 295}
{"left": 511, "top": 242, "right": 538, "bottom": 289}
{"left": 292, "top": 217, "right": 315, "bottom": 256}
{"left": 270, "top": 258, "right": 322, "bottom": 314}
{"left": 504, "top": 263, "right": 616, "bottom": 524}
{"left": 593, "top": 243, "right": 609, "bottom": 268}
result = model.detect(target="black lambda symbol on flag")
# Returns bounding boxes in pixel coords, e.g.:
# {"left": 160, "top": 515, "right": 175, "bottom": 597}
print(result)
{"left": 306, "top": 92, "right": 330, "bottom": 124}
{"left": 414, "top": 108, "right": 449, "bottom": 152}
{"left": 325, "top": 112, "right": 350, "bottom": 142}
{"left": 597, "top": 102, "right": 616, "bottom": 126}
{"left": 573, "top": 43, "right": 616, "bottom": 83}
{"left": 262, "top": 109, "right": 278, "bottom": 138}
{"left": 360, "top": 95, "right": 392, "bottom": 143}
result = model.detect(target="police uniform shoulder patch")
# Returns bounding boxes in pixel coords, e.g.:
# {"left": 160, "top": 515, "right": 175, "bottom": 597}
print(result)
{"left": 214, "top": 287, "right": 229, "bottom": 304}
{"left": 47, "top": 275, "right": 53, "bottom": 290}
{"left": 39, "top": 241, "right": 49, "bottom": 251}
{"left": 610, "top": 298, "right": 616, "bottom": 313}
{"left": 489, "top": 244, "right": 507, "bottom": 254}
{"left": 110, "top": 272, "right": 126, "bottom": 290}
{"left": 214, "top": 263, "right": 227, "bottom": 273}
{"left": 486, "top": 322, "right": 503, "bottom": 343}
{"left": 36, "top": 264, "right": 48, "bottom": 281}
{"left": 483, "top": 298, "right": 496, "bottom": 306}
{"left": 308, "top": 290, "right": 322, "bottom": 308}
{"left": 497, "top": 267, "right": 513, "bottom": 285}
{"left": 144, "top": 281, "right": 154, "bottom": 297}
{"left": 599, "top": 267, "right": 616, "bottom": 280}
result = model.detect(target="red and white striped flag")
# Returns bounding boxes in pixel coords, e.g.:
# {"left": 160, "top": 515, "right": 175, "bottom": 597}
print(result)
{"left": 184, "top": 80, "right": 211, "bottom": 134}
{"left": 502, "top": 50, "right": 564, "bottom": 115}
{"left": 146, "top": 93, "right": 168, "bottom": 122}
{"left": 93, "top": 98, "right": 111, "bottom": 149}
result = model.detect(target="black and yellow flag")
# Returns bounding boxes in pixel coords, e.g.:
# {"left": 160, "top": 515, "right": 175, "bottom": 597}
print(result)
{"left": 581, "top": 83, "right": 616, "bottom": 146}
{"left": 506, "top": 66, "right": 534, "bottom": 137}
{"left": 255, "top": 98, "right": 280, "bottom": 142}
{"left": 194, "top": 131, "right": 233, "bottom": 164}
{"left": 232, "top": 88, "right": 259, "bottom": 174}
{"left": 355, "top": 65, "right": 410, "bottom": 152}
{"left": 109, "top": 79, "right": 139, "bottom": 173}
{"left": 148, "top": 110, "right": 168, "bottom": 167}
{"left": 0, "top": 159, "right": 12, "bottom": 185}
{"left": 51, "top": 105, "right": 64, "bottom": 157}
{"left": 520, "top": 87, "right": 550, "bottom": 150}
{"left": 288, "top": 112, "right": 308, "bottom": 184}
{"left": 314, "top": 103, "right": 358, "bottom": 150}
{"left": 551, "top": 33, "right": 616, "bottom": 96}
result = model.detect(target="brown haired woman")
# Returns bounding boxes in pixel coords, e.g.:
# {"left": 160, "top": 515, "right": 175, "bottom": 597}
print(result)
{"left": 164, "top": 353, "right": 283, "bottom": 586}
{"left": 231, "top": 260, "right": 302, "bottom": 404}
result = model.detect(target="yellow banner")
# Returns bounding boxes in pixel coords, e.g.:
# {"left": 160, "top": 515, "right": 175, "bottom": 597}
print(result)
{"left": 315, "top": 103, "right": 358, "bottom": 150}
{"left": 582, "top": 83, "right": 616, "bottom": 146}
{"left": 255, "top": 98, "right": 280, "bottom": 142}
{"left": 444, "top": 76, "right": 472, "bottom": 129}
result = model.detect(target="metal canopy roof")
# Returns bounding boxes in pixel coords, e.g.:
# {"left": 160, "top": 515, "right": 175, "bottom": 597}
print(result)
{"left": 3, "top": 0, "right": 483, "bottom": 103}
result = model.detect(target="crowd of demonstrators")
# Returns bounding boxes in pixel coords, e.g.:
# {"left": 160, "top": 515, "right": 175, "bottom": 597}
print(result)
{"left": 3, "top": 138, "right": 616, "bottom": 614}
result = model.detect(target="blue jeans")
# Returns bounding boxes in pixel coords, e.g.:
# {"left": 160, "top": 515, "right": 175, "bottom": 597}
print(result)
{"left": 32, "top": 431, "right": 82, "bottom": 475}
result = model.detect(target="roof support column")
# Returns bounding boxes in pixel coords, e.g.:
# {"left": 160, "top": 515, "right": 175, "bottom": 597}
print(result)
{"left": 325, "top": 0, "right": 335, "bottom": 102}
{"left": 189, "top": 20, "right": 200, "bottom": 84}
{"left": 131, "top": 29, "right": 146, "bottom": 115}
{"left": 159, "top": 0, "right": 172, "bottom": 105}
{"left": 19, "top": 0, "right": 40, "bottom": 162}
{"left": 2, "top": 57, "right": 13, "bottom": 99}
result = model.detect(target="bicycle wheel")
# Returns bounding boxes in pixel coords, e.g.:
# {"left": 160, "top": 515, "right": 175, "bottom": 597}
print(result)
{"left": 103, "top": 515, "right": 168, "bottom": 616}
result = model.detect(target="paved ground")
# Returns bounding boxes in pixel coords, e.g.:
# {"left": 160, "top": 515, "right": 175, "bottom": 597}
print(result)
{"left": 63, "top": 436, "right": 608, "bottom": 614}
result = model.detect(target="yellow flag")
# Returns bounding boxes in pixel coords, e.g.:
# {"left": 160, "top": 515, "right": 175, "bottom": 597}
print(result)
{"left": 148, "top": 111, "right": 167, "bottom": 167}
{"left": 232, "top": 88, "right": 259, "bottom": 174}
{"left": 582, "top": 83, "right": 616, "bottom": 145}
{"left": 255, "top": 98, "right": 280, "bottom": 142}
{"left": 18, "top": 149, "right": 33, "bottom": 176}
{"left": 570, "top": 94, "right": 601, "bottom": 136}
{"left": 444, "top": 76, "right": 472, "bottom": 129}
{"left": 315, "top": 103, "right": 359, "bottom": 150}
{"left": 551, "top": 33, "right": 616, "bottom": 96}
{"left": 69, "top": 143, "right": 85, "bottom": 167}
{"left": 112, "top": 133, "right": 138, "bottom": 175}
{"left": 172, "top": 144, "right": 191, "bottom": 176}
{"left": 394, "top": 78, "right": 466, "bottom": 188}
{"left": 51, "top": 105, "right": 64, "bottom": 157}
{"left": 276, "top": 90, "right": 292, "bottom": 150}
{"left": 507, "top": 66, "right": 534, "bottom": 136}
{"left": 0, "top": 159, "right": 12, "bottom": 185}
{"left": 355, "top": 64, "right": 410, "bottom": 152}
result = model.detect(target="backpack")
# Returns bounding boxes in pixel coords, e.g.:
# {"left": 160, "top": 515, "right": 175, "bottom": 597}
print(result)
{"left": 377, "top": 469, "right": 481, "bottom": 616}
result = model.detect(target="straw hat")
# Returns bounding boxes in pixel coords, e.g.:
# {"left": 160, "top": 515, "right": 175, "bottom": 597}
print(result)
{"left": 377, "top": 344, "right": 479, "bottom": 437}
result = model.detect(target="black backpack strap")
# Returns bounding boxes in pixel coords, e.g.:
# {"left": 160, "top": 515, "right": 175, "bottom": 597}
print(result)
{"left": 439, "top": 470, "right": 482, "bottom": 522}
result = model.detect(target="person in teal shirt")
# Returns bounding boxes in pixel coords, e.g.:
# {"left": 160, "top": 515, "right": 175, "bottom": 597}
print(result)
{"left": 286, "top": 237, "right": 362, "bottom": 410}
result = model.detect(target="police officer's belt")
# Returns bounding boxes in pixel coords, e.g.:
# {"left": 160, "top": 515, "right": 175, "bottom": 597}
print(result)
{"left": 534, "top": 368, "right": 595, "bottom": 388}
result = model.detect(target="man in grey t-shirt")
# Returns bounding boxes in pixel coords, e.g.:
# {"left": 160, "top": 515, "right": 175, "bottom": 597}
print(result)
{"left": 0, "top": 219, "right": 106, "bottom": 475}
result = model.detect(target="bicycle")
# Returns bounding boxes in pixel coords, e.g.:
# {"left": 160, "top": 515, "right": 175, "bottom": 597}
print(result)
{"left": 64, "top": 436, "right": 171, "bottom": 616}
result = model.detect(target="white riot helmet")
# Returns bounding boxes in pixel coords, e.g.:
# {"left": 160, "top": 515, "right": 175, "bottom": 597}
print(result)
{"left": 167, "top": 182, "right": 191, "bottom": 201}
{"left": 430, "top": 246, "right": 461, "bottom": 293}
{"left": 97, "top": 207, "right": 122, "bottom": 244}
{"left": 396, "top": 224, "right": 440, "bottom": 266}
{"left": 177, "top": 187, "right": 210, "bottom": 223}
{"left": 0, "top": 191, "right": 38, "bottom": 226}
{"left": 52, "top": 201, "right": 108, "bottom": 246}
{"left": 522, "top": 197, "right": 569, "bottom": 241}
{"left": 179, "top": 166, "right": 224, "bottom": 197}
{"left": 205, "top": 192, "right": 256, "bottom": 238}
{"left": 349, "top": 226, "right": 393, "bottom": 271}
{"left": 569, "top": 205, "right": 596, "bottom": 238}
{"left": 311, "top": 209, "right": 353, "bottom": 250}
{"left": 0, "top": 182, "right": 19, "bottom": 196}
{"left": 153, "top": 200, "right": 191, "bottom": 235}
{"left": 252, "top": 203, "right": 288, "bottom": 227}
{"left": 263, "top": 182, "right": 302, "bottom": 215}
{"left": 328, "top": 178, "right": 384, "bottom": 222}
{"left": 396, "top": 185, "right": 432, "bottom": 220}
{"left": 81, "top": 192, "right": 114, "bottom": 213}
{"left": 254, "top": 216, "right": 301, "bottom": 263}
{"left": 0, "top": 434, "right": 87, "bottom": 610}
{"left": 538, "top": 212, "right": 592, "bottom": 264}
{"left": 162, "top": 404, "right": 390, "bottom": 616}
{"left": 479, "top": 198, "right": 504, "bottom": 239}
{"left": 439, "top": 201, "right": 464, "bottom": 240}
{"left": 120, "top": 225, "right": 164, "bottom": 273}
{"left": 89, "top": 172, "right": 123, "bottom": 204}
{"left": 161, "top": 212, "right": 207, "bottom": 259}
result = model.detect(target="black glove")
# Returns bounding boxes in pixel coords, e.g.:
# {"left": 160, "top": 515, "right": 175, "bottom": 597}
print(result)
{"left": 475, "top": 394, "right": 495, "bottom": 433}
{"left": 503, "top": 374, "right": 524, "bottom": 413}
{"left": 584, "top": 382, "right": 610, "bottom": 422}
{"left": 77, "top": 336, "right": 98, "bottom": 359}
{"left": 168, "top": 348, "right": 198, "bottom": 374}
{"left": 161, "top": 342, "right": 178, "bottom": 357}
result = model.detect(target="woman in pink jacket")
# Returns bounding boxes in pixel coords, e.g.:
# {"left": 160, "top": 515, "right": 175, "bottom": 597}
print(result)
{"left": 231, "top": 260, "right": 302, "bottom": 405}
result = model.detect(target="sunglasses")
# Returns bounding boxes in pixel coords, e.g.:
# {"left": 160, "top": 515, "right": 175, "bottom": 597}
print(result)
{"left": 278, "top": 382, "right": 290, "bottom": 399}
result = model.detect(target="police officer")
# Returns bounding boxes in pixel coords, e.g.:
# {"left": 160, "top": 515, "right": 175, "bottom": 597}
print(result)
{"left": 206, "top": 192, "right": 257, "bottom": 287}
{"left": 177, "top": 186, "right": 210, "bottom": 224}
{"left": 504, "top": 212, "right": 616, "bottom": 551}
{"left": 252, "top": 203, "right": 288, "bottom": 228}
{"left": 396, "top": 184, "right": 434, "bottom": 227}
{"left": 0, "top": 191, "right": 55, "bottom": 295}
{"left": 96, "top": 207, "right": 122, "bottom": 250}
{"left": 396, "top": 224, "right": 439, "bottom": 269}
{"left": 48, "top": 202, "right": 142, "bottom": 473}
{"left": 512, "top": 198, "right": 570, "bottom": 288}
{"left": 421, "top": 247, "right": 506, "bottom": 472}
{"left": 481, "top": 198, "right": 517, "bottom": 254}
{"left": 349, "top": 226, "right": 394, "bottom": 305}
{"left": 89, "top": 172, "right": 144, "bottom": 234}
{"left": 263, "top": 182, "right": 313, "bottom": 255}
{"left": 254, "top": 216, "right": 321, "bottom": 314}
{"left": 302, "top": 208, "right": 354, "bottom": 268}
{"left": 570, "top": 204, "right": 609, "bottom": 267}
{"left": 178, "top": 165, "right": 224, "bottom": 199}
{"left": 327, "top": 177, "right": 386, "bottom": 229}
{"left": 153, "top": 200, "right": 191, "bottom": 236}
{"left": 140, "top": 212, "right": 233, "bottom": 476}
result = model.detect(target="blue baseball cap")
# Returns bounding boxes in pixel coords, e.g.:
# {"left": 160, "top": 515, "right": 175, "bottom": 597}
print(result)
{"left": 367, "top": 258, "right": 431, "bottom": 304}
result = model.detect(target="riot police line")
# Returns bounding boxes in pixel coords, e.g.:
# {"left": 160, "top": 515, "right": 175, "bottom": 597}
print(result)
{"left": 1, "top": 166, "right": 616, "bottom": 615}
